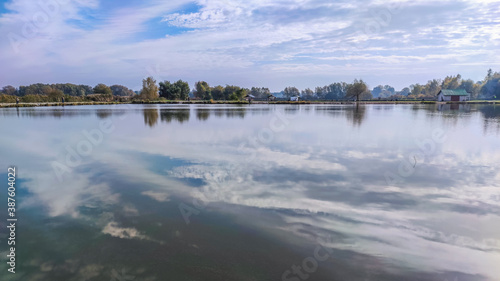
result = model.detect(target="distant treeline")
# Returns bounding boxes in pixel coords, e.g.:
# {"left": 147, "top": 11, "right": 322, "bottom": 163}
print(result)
{"left": 283, "top": 69, "right": 500, "bottom": 100}
{"left": 1, "top": 69, "right": 499, "bottom": 103}
{"left": 372, "top": 69, "right": 500, "bottom": 100}
{"left": 0, "top": 83, "right": 136, "bottom": 103}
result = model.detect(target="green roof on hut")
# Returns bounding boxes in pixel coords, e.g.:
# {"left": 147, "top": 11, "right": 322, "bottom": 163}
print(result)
{"left": 438, "top": 89, "right": 469, "bottom": 96}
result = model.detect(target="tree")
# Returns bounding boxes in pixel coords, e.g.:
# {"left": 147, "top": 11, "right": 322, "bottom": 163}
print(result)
{"left": 17, "top": 83, "right": 92, "bottom": 96}
{"left": 110, "top": 85, "right": 135, "bottom": 96}
{"left": 159, "top": 81, "right": 178, "bottom": 100}
{"left": 194, "top": 81, "right": 211, "bottom": 100}
{"left": 2, "top": 85, "right": 17, "bottom": 96}
{"left": 93, "top": 84, "right": 112, "bottom": 95}
{"left": 486, "top": 68, "right": 493, "bottom": 80}
{"left": 441, "top": 74, "right": 461, "bottom": 89}
{"left": 47, "top": 89, "right": 64, "bottom": 102}
{"left": 140, "top": 77, "right": 159, "bottom": 100}
{"left": 174, "top": 80, "right": 190, "bottom": 100}
{"left": 160, "top": 80, "right": 190, "bottom": 100}
{"left": 372, "top": 85, "right": 384, "bottom": 98}
{"left": 314, "top": 87, "right": 326, "bottom": 100}
{"left": 211, "top": 85, "right": 225, "bottom": 100}
{"left": 283, "top": 87, "right": 300, "bottom": 98}
{"left": 460, "top": 79, "right": 481, "bottom": 99}
{"left": 346, "top": 79, "right": 369, "bottom": 101}
{"left": 236, "top": 88, "right": 247, "bottom": 100}
{"left": 250, "top": 87, "right": 271, "bottom": 99}
{"left": 399, "top": 87, "right": 411, "bottom": 96}
{"left": 224, "top": 85, "right": 241, "bottom": 100}
{"left": 409, "top": 84, "right": 424, "bottom": 97}
{"left": 424, "top": 79, "right": 441, "bottom": 97}
{"left": 480, "top": 71, "right": 500, "bottom": 99}
{"left": 229, "top": 88, "right": 246, "bottom": 101}
{"left": 301, "top": 88, "right": 314, "bottom": 100}
{"left": 327, "top": 82, "right": 348, "bottom": 100}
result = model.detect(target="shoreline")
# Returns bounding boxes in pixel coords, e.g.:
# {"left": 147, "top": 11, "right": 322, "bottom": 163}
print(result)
{"left": 0, "top": 100, "right": 498, "bottom": 108}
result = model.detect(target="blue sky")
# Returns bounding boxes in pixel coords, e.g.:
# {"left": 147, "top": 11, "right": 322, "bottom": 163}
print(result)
{"left": 0, "top": 0, "right": 499, "bottom": 91}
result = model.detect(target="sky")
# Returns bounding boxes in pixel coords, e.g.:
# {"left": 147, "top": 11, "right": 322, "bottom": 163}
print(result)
{"left": 0, "top": 0, "right": 499, "bottom": 92}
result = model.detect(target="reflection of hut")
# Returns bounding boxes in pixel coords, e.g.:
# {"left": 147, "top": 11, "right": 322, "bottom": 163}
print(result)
{"left": 437, "top": 103, "right": 471, "bottom": 112}
{"left": 290, "top": 96, "right": 300, "bottom": 101}
{"left": 436, "top": 89, "right": 470, "bottom": 102}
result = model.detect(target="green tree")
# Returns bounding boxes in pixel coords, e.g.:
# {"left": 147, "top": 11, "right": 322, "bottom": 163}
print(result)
{"left": 441, "top": 74, "right": 461, "bottom": 89}
{"left": 174, "top": 80, "right": 190, "bottom": 100}
{"left": 480, "top": 71, "right": 500, "bottom": 99}
{"left": 486, "top": 68, "right": 493, "bottom": 80}
{"left": 249, "top": 87, "right": 271, "bottom": 99}
{"left": 235, "top": 88, "right": 246, "bottom": 100}
{"left": 460, "top": 79, "right": 481, "bottom": 99}
{"left": 283, "top": 87, "right": 300, "bottom": 98}
{"left": 399, "top": 87, "right": 411, "bottom": 96}
{"left": 110, "top": 85, "right": 135, "bottom": 96}
{"left": 93, "top": 84, "right": 112, "bottom": 95}
{"left": 223, "top": 85, "right": 241, "bottom": 100}
{"left": 47, "top": 89, "right": 64, "bottom": 102}
{"left": 140, "top": 77, "right": 159, "bottom": 100}
{"left": 424, "top": 79, "right": 441, "bottom": 97}
{"left": 301, "top": 88, "right": 314, "bottom": 100}
{"left": 159, "top": 80, "right": 190, "bottom": 100}
{"left": 159, "top": 81, "right": 178, "bottom": 100}
{"left": 328, "top": 82, "right": 348, "bottom": 100}
{"left": 346, "top": 79, "right": 369, "bottom": 101}
{"left": 193, "top": 81, "right": 211, "bottom": 100}
{"left": 2, "top": 85, "right": 17, "bottom": 96}
{"left": 409, "top": 84, "right": 425, "bottom": 98}
{"left": 211, "top": 85, "right": 225, "bottom": 100}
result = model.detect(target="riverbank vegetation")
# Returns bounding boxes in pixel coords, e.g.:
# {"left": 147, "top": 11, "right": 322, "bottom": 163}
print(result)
{"left": 1, "top": 69, "right": 499, "bottom": 103}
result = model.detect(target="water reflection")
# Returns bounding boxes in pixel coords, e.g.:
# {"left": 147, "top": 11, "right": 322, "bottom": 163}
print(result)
{"left": 196, "top": 108, "right": 210, "bottom": 121}
{"left": 345, "top": 104, "right": 366, "bottom": 126}
{"left": 478, "top": 105, "right": 500, "bottom": 135}
{"left": 96, "top": 109, "right": 113, "bottom": 119}
{"left": 160, "top": 108, "right": 190, "bottom": 123}
{"left": 437, "top": 103, "right": 472, "bottom": 112}
{"left": 194, "top": 107, "right": 247, "bottom": 121}
{"left": 143, "top": 108, "right": 159, "bottom": 127}
{"left": 0, "top": 104, "right": 499, "bottom": 281}
{"left": 314, "top": 104, "right": 367, "bottom": 126}
{"left": 478, "top": 105, "right": 500, "bottom": 119}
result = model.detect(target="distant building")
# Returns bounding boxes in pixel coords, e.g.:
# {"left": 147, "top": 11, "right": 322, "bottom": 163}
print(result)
{"left": 290, "top": 96, "right": 300, "bottom": 101}
{"left": 436, "top": 89, "right": 470, "bottom": 102}
{"left": 245, "top": 94, "right": 255, "bottom": 101}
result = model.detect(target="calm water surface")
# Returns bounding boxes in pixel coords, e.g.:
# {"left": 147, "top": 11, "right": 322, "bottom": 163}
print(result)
{"left": 0, "top": 104, "right": 499, "bottom": 281}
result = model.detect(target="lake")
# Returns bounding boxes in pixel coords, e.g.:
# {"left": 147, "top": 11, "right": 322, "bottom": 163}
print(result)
{"left": 0, "top": 103, "right": 499, "bottom": 281}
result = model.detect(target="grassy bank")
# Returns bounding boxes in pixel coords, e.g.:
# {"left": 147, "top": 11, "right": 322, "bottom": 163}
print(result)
{"left": 0, "top": 101, "right": 123, "bottom": 108}
{"left": 0, "top": 100, "right": 498, "bottom": 108}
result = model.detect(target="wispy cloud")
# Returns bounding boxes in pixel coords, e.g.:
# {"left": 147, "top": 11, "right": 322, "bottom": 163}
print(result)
{"left": 0, "top": 0, "right": 499, "bottom": 90}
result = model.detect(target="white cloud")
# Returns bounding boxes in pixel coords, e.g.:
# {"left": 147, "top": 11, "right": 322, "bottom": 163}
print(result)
{"left": 102, "top": 221, "right": 149, "bottom": 240}
{"left": 141, "top": 190, "right": 170, "bottom": 202}
{"left": 0, "top": 0, "right": 499, "bottom": 90}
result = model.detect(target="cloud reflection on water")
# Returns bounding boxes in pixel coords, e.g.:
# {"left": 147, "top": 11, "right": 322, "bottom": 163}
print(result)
{"left": 1, "top": 104, "right": 499, "bottom": 280}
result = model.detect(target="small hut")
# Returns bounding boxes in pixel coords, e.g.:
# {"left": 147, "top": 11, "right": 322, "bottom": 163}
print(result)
{"left": 436, "top": 89, "right": 470, "bottom": 102}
